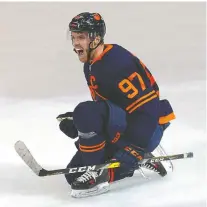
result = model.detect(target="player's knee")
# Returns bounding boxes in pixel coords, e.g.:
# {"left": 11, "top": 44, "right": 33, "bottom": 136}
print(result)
{"left": 73, "top": 101, "right": 107, "bottom": 134}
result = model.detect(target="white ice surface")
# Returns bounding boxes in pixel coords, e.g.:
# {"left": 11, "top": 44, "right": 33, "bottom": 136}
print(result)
{"left": 0, "top": 81, "right": 206, "bottom": 207}
{"left": 0, "top": 2, "right": 206, "bottom": 206}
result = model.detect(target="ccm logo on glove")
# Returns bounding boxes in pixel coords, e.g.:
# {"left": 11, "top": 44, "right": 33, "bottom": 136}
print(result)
{"left": 124, "top": 146, "right": 143, "bottom": 161}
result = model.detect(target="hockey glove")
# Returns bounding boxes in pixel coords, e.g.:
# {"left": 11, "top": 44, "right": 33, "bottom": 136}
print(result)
{"left": 57, "top": 112, "right": 78, "bottom": 139}
{"left": 56, "top": 112, "right": 73, "bottom": 121}
{"left": 113, "top": 144, "right": 145, "bottom": 169}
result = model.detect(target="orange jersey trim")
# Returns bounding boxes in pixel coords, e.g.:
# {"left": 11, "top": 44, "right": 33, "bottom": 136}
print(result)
{"left": 159, "top": 112, "right": 176, "bottom": 124}
{"left": 126, "top": 90, "right": 157, "bottom": 113}
{"left": 139, "top": 59, "right": 156, "bottom": 87}
{"left": 126, "top": 91, "right": 156, "bottom": 111}
{"left": 128, "top": 94, "right": 157, "bottom": 114}
{"left": 88, "top": 86, "right": 108, "bottom": 101}
{"left": 94, "top": 91, "right": 108, "bottom": 100}
{"left": 91, "top": 44, "right": 113, "bottom": 64}
{"left": 143, "top": 67, "right": 156, "bottom": 86}
{"left": 88, "top": 86, "right": 107, "bottom": 101}
{"left": 79, "top": 141, "right": 106, "bottom": 152}
{"left": 111, "top": 132, "right": 121, "bottom": 144}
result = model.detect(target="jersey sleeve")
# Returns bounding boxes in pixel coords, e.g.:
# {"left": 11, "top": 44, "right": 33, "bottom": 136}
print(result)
{"left": 138, "top": 59, "right": 160, "bottom": 97}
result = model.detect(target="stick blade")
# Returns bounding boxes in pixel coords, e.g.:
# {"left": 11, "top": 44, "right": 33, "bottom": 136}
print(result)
{"left": 186, "top": 152, "right": 193, "bottom": 158}
{"left": 14, "top": 140, "right": 43, "bottom": 176}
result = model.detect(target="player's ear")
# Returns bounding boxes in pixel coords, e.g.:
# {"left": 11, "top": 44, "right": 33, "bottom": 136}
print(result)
{"left": 91, "top": 36, "right": 101, "bottom": 49}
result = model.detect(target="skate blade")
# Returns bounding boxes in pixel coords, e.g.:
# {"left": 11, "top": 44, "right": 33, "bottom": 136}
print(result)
{"left": 71, "top": 182, "right": 110, "bottom": 198}
{"left": 152, "top": 144, "right": 174, "bottom": 172}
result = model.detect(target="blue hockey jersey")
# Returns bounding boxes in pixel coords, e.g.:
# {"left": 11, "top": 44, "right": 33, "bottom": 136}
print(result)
{"left": 83, "top": 44, "right": 175, "bottom": 124}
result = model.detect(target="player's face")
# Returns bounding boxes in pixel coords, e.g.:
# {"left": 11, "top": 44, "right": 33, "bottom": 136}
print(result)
{"left": 71, "top": 32, "right": 90, "bottom": 63}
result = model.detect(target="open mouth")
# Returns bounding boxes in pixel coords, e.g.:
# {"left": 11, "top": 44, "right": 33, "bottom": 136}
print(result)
{"left": 75, "top": 49, "right": 84, "bottom": 56}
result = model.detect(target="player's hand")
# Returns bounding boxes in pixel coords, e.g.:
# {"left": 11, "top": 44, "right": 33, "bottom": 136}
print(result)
{"left": 56, "top": 112, "right": 73, "bottom": 121}
{"left": 59, "top": 119, "right": 78, "bottom": 139}
{"left": 57, "top": 112, "right": 78, "bottom": 139}
{"left": 113, "top": 144, "right": 144, "bottom": 167}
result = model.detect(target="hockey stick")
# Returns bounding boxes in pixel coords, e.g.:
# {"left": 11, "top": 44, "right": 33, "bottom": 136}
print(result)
{"left": 14, "top": 140, "right": 193, "bottom": 177}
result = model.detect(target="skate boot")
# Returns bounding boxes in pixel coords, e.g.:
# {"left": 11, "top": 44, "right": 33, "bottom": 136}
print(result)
{"left": 142, "top": 152, "right": 167, "bottom": 177}
{"left": 71, "top": 168, "right": 109, "bottom": 198}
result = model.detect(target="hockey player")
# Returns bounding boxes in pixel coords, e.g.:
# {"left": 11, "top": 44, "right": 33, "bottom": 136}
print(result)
{"left": 57, "top": 12, "right": 176, "bottom": 198}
